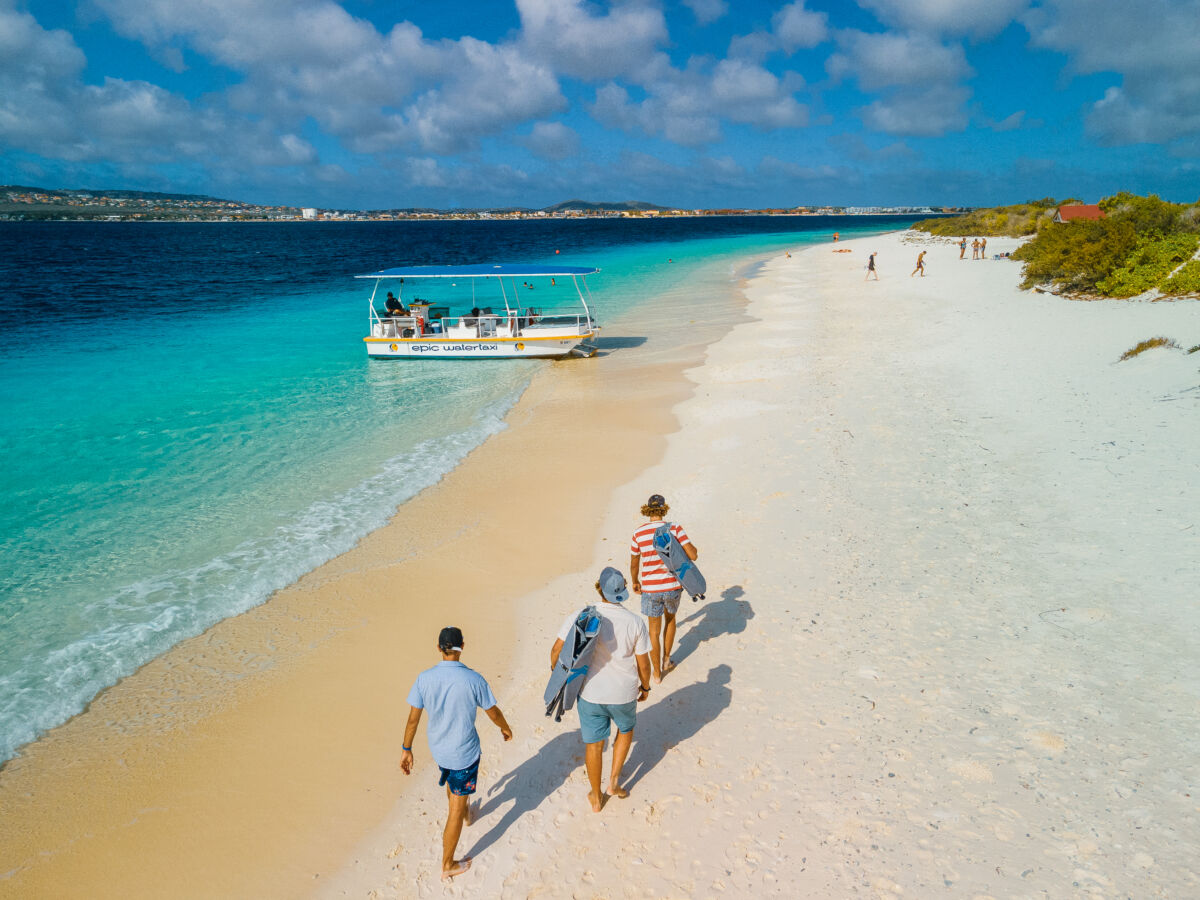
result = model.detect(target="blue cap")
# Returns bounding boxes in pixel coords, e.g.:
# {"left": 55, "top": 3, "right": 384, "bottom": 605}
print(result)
{"left": 598, "top": 566, "right": 630, "bottom": 603}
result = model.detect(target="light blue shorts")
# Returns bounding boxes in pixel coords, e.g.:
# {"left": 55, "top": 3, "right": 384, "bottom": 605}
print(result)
{"left": 641, "top": 589, "right": 682, "bottom": 617}
{"left": 577, "top": 697, "right": 637, "bottom": 744}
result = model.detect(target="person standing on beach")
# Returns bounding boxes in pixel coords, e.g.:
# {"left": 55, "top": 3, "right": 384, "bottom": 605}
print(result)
{"left": 551, "top": 567, "right": 651, "bottom": 812}
{"left": 959, "top": 237, "right": 967, "bottom": 259}
{"left": 980, "top": 237, "right": 987, "bottom": 259}
{"left": 972, "top": 238, "right": 980, "bottom": 260}
{"left": 911, "top": 250, "right": 926, "bottom": 277}
{"left": 401, "top": 627, "right": 513, "bottom": 882}
{"left": 630, "top": 494, "right": 698, "bottom": 682}
{"left": 865, "top": 252, "right": 879, "bottom": 280}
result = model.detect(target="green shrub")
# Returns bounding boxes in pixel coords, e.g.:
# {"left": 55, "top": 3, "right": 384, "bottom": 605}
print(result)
{"left": 1097, "top": 233, "right": 1200, "bottom": 297}
{"left": 1119, "top": 337, "right": 1179, "bottom": 361}
{"left": 1013, "top": 218, "right": 1139, "bottom": 291}
{"left": 913, "top": 199, "right": 1059, "bottom": 237}
{"left": 1162, "top": 259, "right": 1200, "bottom": 295}
{"left": 1100, "top": 192, "right": 1188, "bottom": 233}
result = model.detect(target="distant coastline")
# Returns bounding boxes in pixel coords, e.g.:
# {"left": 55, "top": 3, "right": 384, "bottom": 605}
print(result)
{"left": 2, "top": 185, "right": 962, "bottom": 223}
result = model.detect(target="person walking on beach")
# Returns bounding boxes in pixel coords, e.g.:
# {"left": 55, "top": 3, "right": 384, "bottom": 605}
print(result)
{"left": 959, "top": 237, "right": 967, "bottom": 259}
{"left": 630, "top": 494, "right": 698, "bottom": 682}
{"left": 911, "top": 250, "right": 926, "bottom": 277}
{"left": 552, "top": 567, "right": 651, "bottom": 812}
{"left": 401, "top": 627, "right": 513, "bottom": 882}
{"left": 865, "top": 252, "right": 879, "bottom": 280}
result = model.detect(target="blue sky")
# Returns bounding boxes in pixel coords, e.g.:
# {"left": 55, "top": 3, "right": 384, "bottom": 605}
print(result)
{"left": 2, "top": 0, "right": 1198, "bottom": 209}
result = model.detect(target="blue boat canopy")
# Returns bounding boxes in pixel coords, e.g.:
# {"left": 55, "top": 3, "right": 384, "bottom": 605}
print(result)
{"left": 356, "top": 263, "right": 599, "bottom": 279}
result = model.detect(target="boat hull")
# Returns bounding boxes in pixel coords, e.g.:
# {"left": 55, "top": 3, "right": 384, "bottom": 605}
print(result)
{"left": 363, "top": 333, "right": 593, "bottom": 359}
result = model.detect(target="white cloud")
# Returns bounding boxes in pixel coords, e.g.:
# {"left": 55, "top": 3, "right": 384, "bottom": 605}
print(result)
{"left": 728, "top": 1, "right": 828, "bottom": 61}
{"left": 402, "top": 38, "right": 565, "bottom": 154}
{"left": 989, "top": 110, "right": 1025, "bottom": 132}
{"left": 857, "top": 0, "right": 1030, "bottom": 39}
{"left": 590, "top": 53, "right": 808, "bottom": 147}
{"left": 520, "top": 121, "right": 580, "bottom": 160}
{"left": 94, "top": 0, "right": 563, "bottom": 155}
{"left": 683, "top": 0, "right": 728, "bottom": 25}
{"left": 1024, "top": 0, "right": 1200, "bottom": 147}
{"left": 515, "top": 0, "right": 669, "bottom": 82}
{"left": 827, "top": 30, "right": 971, "bottom": 90}
{"left": 859, "top": 84, "right": 971, "bottom": 137}
{"left": 773, "top": 1, "right": 830, "bottom": 51}
{"left": 0, "top": 1, "right": 326, "bottom": 184}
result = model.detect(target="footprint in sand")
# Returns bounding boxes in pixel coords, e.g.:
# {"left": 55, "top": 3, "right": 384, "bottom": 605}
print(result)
{"left": 1030, "top": 731, "right": 1066, "bottom": 752}
{"left": 948, "top": 759, "right": 994, "bottom": 782}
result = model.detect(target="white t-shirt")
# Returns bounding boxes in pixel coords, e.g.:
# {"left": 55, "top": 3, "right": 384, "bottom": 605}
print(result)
{"left": 557, "top": 602, "right": 650, "bottom": 705}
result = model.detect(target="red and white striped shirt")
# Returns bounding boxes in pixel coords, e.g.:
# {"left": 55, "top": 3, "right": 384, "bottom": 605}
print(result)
{"left": 630, "top": 521, "right": 691, "bottom": 593}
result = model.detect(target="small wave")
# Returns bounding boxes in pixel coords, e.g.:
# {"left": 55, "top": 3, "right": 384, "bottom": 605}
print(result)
{"left": 0, "top": 391, "right": 519, "bottom": 763}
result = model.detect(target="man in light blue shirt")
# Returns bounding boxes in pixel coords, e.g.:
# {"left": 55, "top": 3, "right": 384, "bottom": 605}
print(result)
{"left": 401, "top": 626, "right": 512, "bottom": 882}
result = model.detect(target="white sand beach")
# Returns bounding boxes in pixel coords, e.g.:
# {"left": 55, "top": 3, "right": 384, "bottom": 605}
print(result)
{"left": 3, "top": 229, "right": 1198, "bottom": 899}
{"left": 321, "top": 230, "right": 1200, "bottom": 898}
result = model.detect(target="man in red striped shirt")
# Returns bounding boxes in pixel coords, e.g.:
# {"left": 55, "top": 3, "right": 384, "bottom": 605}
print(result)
{"left": 630, "top": 494, "right": 699, "bottom": 683}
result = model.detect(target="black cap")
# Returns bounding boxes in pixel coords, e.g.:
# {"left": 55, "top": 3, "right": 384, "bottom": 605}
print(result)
{"left": 438, "top": 626, "right": 464, "bottom": 652}
{"left": 646, "top": 494, "right": 667, "bottom": 509}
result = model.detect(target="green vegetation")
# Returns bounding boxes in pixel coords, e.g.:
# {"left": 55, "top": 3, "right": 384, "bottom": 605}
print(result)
{"left": 917, "top": 192, "right": 1200, "bottom": 298}
{"left": 1010, "top": 193, "right": 1200, "bottom": 297}
{"left": 1163, "top": 260, "right": 1200, "bottom": 296}
{"left": 1119, "top": 337, "right": 1180, "bottom": 361}
{"left": 1096, "top": 233, "right": 1200, "bottom": 297}
{"left": 912, "top": 198, "right": 1061, "bottom": 237}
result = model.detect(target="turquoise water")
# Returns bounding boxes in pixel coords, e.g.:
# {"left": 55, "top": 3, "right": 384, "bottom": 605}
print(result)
{"left": 0, "top": 217, "right": 906, "bottom": 762}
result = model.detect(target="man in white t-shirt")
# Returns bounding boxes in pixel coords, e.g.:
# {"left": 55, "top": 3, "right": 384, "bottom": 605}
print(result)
{"left": 551, "top": 566, "right": 652, "bottom": 813}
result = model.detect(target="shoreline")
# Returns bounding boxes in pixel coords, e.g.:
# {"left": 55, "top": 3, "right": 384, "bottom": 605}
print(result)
{"left": 0, "top": 246, "right": 759, "bottom": 897}
{"left": 327, "top": 229, "right": 1199, "bottom": 897}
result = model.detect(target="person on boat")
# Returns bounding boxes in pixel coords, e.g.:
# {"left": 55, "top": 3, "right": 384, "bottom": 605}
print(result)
{"left": 463, "top": 307, "right": 481, "bottom": 326}
{"left": 630, "top": 494, "right": 698, "bottom": 684}
{"left": 384, "top": 292, "right": 408, "bottom": 316}
{"left": 401, "top": 627, "right": 512, "bottom": 882}
{"left": 550, "top": 567, "right": 651, "bottom": 813}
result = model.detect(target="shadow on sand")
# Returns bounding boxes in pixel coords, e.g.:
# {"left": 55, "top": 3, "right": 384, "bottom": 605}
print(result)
{"left": 465, "top": 730, "right": 584, "bottom": 859}
{"left": 592, "top": 335, "right": 648, "bottom": 355}
{"left": 623, "top": 663, "right": 732, "bottom": 791}
{"left": 466, "top": 588, "right": 747, "bottom": 856}
{"left": 671, "top": 584, "right": 753, "bottom": 667}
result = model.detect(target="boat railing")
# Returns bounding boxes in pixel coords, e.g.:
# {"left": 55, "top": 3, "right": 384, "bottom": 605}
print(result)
{"left": 372, "top": 307, "right": 594, "bottom": 340}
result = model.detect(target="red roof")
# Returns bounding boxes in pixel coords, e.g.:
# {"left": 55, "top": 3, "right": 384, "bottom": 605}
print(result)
{"left": 1055, "top": 204, "right": 1105, "bottom": 222}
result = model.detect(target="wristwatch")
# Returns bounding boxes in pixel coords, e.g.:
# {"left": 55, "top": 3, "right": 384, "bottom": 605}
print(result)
{"left": 640, "top": 684, "right": 651, "bottom": 693}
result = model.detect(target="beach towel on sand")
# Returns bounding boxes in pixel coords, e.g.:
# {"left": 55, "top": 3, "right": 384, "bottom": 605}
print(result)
{"left": 544, "top": 606, "right": 602, "bottom": 722}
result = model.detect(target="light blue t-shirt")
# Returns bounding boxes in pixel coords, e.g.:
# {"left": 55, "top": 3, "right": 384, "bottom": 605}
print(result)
{"left": 407, "top": 661, "right": 498, "bottom": 771}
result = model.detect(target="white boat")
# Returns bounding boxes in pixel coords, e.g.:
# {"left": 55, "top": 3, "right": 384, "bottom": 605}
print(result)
{"left": 359, "top": 264, "right": 600, "bottom": 359}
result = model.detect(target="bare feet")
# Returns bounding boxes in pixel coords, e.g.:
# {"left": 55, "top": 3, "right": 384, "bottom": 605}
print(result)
{"left": 465, "top": 800, "right": 476, "bottom": 827}
{"left": 608, "top": 784, "right": 629, "bottom": 799}
{"left": 662, "top": 658, "right": 676, "bottom": 676}
{"left": 652, "top": 671, "right": 662, "bottom": 685}
{"left": 441, "top": 858, "right": 472, "bottom": 881}
{"left": 587, "top": 790, "right": 605, "bottom": 813}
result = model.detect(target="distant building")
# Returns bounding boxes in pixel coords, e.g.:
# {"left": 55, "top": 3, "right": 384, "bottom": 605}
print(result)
{"left": 301, "top": 207, "right": 318, "bottom": 219}
{"left": 1054, "top": 204, "right": 1105, "bottom": 223}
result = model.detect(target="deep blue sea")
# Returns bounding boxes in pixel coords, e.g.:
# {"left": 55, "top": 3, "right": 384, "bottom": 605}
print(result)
{"left": 0, "top": 215, "right": 915, "bottom": 761}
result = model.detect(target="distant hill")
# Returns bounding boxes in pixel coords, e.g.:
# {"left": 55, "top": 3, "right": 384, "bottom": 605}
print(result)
{"left": 541, "top": 199, "right": 670, "bottom": 213}
{"left": 2, "top": 185, "right": 230, "bottom": 203}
